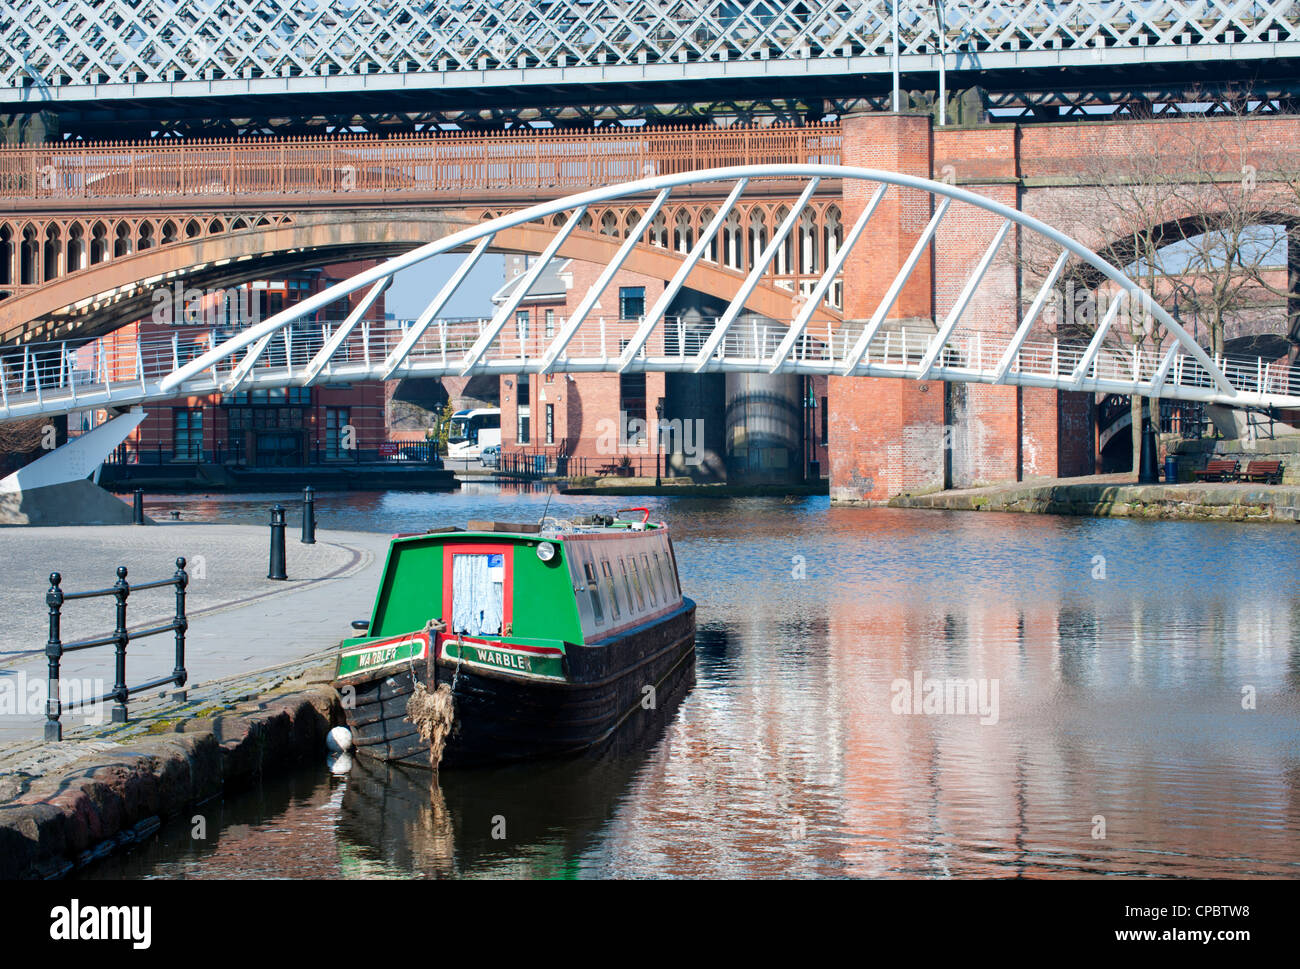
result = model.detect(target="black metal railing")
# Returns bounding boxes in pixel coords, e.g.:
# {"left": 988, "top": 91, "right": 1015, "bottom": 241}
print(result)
{"left": 1159, "top": 399, "right": 1208, "bottom": 439}
{"left": 497, "top": 450, "right": 661, "bottom": 480}
{"left": 376, "top": 441, "right": 440, "bottom": 462}
{"left": 104, "top": 440, "right": 443, "bottom": 467}
{"left": 43, "top": 559, "right": 189, "bottom": 740}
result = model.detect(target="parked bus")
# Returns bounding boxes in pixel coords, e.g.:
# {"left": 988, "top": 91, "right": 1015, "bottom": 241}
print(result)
{"left": 446, "top": 408, "right": 501, "bottom": 460}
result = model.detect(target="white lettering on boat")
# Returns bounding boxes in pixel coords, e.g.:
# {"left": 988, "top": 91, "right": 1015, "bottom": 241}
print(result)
{"left": 470, "top": 646, "right": 531, "bottom": 672}
{"left": 348, "top": 637, "right": 424, "bottom": 671}
{"left": 358, "top": 646, "right": 399, "bottom": 668}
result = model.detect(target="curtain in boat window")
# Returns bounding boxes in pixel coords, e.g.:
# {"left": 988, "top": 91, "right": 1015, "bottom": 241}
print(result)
{"left": 451, "top": 553, "right": 504, "bottom": 636}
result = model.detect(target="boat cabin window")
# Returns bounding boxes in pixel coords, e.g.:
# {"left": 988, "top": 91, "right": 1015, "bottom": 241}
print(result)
{"left": 583, "top": 561, "right": 604, "bottom": 624}
{"left": 653, "top": 551, "right": 670, "bottom": 601}
{"left": 619, "top": 559, "right": 638, "bottom": 612}
{"left": 628, "top": 558, "right": 646, "bottom": 611}
{"left": 601, "top": 560, "right": 622, "bottom": 619}
{"left": 641, "top": 553, "right": 659, "bottom": 606}
{"left": 451, "top": 553, "right": 505, "bottom": 637}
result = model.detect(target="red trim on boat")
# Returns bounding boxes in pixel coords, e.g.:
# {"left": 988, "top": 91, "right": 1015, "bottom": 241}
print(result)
{"left": 441, "top": 542, "right": 514, "bottom": 635}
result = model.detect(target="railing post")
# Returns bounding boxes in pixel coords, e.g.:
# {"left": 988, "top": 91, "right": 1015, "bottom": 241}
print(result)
{"left": 111, "top": 566, "right": 130, "bottom": 724}
{"left": 44, "top": 573, "right": 64, "bottom": 741}
{"left": 172, "top": 557, "right": 188, "bottom": 702}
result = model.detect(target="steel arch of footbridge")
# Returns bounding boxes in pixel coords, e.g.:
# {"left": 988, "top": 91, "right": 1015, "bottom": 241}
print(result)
{"left": 3, "top": 164, "right": 1298, "bottom": 424}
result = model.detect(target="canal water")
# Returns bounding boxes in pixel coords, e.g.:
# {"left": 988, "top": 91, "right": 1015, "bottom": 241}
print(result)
{"left": 85, "top": 486, "right": 1300, "bottom": 878}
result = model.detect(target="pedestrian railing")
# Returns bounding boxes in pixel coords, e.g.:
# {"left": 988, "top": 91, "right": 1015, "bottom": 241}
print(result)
{"left": 43, "top": 559, "right": 189, "bottom": 741}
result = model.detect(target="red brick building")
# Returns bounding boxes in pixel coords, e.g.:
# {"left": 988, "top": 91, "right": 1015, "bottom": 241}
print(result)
{"left": 494, "top": 255, "right": 828, "bottom": 482}
{"left": 93, "top": 259, "right": 389, "bottom": 467}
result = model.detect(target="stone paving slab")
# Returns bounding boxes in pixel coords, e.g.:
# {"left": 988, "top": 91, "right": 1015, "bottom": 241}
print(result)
{"left": 0, "top": 523, "right": 392, "bottom": 748}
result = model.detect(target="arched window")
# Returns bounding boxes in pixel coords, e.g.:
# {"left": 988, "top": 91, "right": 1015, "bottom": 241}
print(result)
{"left": 673, "top": 209, "right": 693, "bottom": 253}
{"left": 748, "top": 209, "right": 768, "bottom": 270}
{"left": 698, "top": 208, "right": 717, "bottom": 263}
{"left": 723, "top": 210, "right": 742, "bottom": 269}
{"left": 0, "top": 224, "right": 13, "bottom": 285}
{"left": 66, "top": 223, "right": 85, "bottom": 272}
{"left": 799, "top": 208, "right": 818, "bottom": 275}
{"left": 773, "top": 206, "right": 792, "bottom": 275}
{"left": 20, "top": 225, "right": 39, "bottom": 285}
{"left": 43, "top": 224, "right": 62, "bottom": 280}
{"left": 90, "top": 222, "right": 108, "bottom": 264}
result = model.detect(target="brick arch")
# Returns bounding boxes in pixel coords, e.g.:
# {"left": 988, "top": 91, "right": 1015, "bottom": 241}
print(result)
{"left": 1, "top": 208, "right": 834, "bottom": 347}
{"left": 1042, "top": 204, "right": 1300, "bottom": 296}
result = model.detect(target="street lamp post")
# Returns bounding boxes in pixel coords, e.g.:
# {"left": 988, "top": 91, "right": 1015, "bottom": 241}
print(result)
{"left": 655, "top": 398, "right": 664, "bottom": 488}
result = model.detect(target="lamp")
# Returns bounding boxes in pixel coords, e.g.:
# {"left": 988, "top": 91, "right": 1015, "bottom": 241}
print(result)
{"left": 654, "top": 398, "right": 665, "bottom": 488}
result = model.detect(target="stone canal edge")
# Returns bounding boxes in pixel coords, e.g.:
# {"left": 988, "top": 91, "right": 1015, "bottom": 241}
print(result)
{"left": 887, "top": 475, "right": 1300, "bottom": 523}
{"left": 0, "top": 663, "right": 345, "bottom": 879}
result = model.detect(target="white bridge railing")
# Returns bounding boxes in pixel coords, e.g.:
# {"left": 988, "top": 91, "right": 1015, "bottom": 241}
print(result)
{"left": 3, "top": 314, "right": 1297, "bottom": 423}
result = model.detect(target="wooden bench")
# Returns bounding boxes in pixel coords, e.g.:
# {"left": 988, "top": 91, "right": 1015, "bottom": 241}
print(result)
{"left": 595, "top": 462, "right": 623, "bottom": 477}
{"left": 1241, "top": 459, "right": 1284, "bottom": 485}
{"left": 1194, "top": 459, "right": 1239, "bottom": 482}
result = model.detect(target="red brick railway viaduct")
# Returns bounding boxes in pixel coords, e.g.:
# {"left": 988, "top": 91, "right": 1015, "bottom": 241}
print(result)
{"left": 3, "top": 115, "right": 1298, "bottom": 500}
{"left": 832, "top": 112, "right": 1300, "bottom": 502}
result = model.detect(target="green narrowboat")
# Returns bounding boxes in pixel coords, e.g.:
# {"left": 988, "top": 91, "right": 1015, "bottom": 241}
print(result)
{"left": 332, "top": 509, "right": 696, "bottom": 769}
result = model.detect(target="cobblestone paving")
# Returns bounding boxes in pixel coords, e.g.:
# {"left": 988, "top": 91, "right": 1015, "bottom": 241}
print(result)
{"left": 0, "top": 523, "right": 391, "bottom": 747}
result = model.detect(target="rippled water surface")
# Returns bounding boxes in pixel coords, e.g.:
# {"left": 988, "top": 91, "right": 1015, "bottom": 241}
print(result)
{"left": 87, "top": 487, "right": 1300, "bottom": 878}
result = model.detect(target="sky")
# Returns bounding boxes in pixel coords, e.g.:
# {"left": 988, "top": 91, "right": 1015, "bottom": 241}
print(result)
{"left": 384, "top": 253, "right": 506, "bottom": 321}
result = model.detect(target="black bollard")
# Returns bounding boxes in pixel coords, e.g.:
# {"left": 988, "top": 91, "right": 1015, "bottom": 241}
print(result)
{"left": 132, "top": 489, "right": 144, "bottom": 525}
{"left": 268, "top": 505, "right": 288, "bottom": 580}
{"left": 44, "top": 573, "right": 64, "bottom": 742}
{"left": 301, "top": 485, "right": 316, "bottom": 545}
{"left": 1138, "top": 415, "right": 1160, "bottom": 484}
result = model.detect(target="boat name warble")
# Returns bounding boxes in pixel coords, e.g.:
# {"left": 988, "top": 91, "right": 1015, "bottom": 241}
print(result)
{"left": 470, "top": 646, "right": 530, "bottom": 672}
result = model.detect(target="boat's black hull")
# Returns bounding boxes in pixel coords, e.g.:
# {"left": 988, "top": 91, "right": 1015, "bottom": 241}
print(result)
{"left": 342, "top": 599, "right": 696, "bottom": 769}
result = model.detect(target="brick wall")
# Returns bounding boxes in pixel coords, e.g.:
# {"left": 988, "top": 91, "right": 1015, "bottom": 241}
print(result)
{"left": 498, "top": 261, "right": 669, "bottom": 466}
{"left": 831, "top": 112, "right": 944, "bottom": 501}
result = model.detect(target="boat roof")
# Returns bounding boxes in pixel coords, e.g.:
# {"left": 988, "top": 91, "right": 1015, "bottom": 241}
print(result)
{"left": 393, "top": 512, "right": 666, "bottom": 544}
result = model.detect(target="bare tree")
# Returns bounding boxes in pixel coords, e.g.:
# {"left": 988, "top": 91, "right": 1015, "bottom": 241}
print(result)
{"left": 1021, "top": 99, "right": 1299, "bottom": 470}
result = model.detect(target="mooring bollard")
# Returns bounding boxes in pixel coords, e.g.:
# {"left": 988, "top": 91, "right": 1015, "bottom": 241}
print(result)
{"left": 132, "top": 489, "right": 144, "bottom": 525}
{"left": 268, "top": 504, "right": 288, "bottom": 580}
{"left": 301, "top": 485, "right": 316, "bottom": 545}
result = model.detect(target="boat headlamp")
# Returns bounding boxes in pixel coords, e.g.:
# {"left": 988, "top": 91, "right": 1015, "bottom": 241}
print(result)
{"left": 536, "top": 541, "right": 556, "bottom": 562}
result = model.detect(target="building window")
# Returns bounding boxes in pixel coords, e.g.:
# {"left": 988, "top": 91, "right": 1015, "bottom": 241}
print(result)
{"left": 173, "top": 408, "right": 203, "bottom": 462}
{"left": 619, "top": 286, "right": 646, "bottom": 321}
{"left": 224, "top": 387, "right": 310, "bottom": 407}
{"left": 325, "top": 407, "right": 351, "bottom": 459}
{"left": 516, "top": 373, "right": 530, "bottom": 444}
{"left": 545, "top": 308, "right": 555, "bottom": 339}
{"left": 619, "top": 372, "right": 646, "bottom": 445}
{"left": 516, "top": 309, "right": 529, "bottom": 342}
{"left": 821, "top": 396, "right": 828, "bottom": 446}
